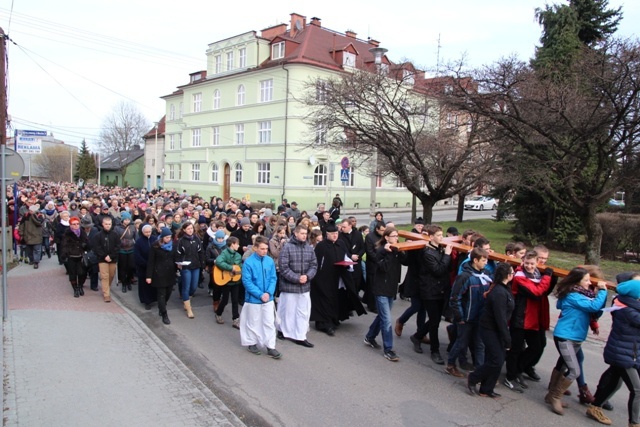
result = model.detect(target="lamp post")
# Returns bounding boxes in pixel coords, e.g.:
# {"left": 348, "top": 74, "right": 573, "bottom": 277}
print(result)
{"left": 368, "top": 47, "right": 388, "bottom": 221}
{"left": 153, "top": 122, "right": 159, "bottom": 190}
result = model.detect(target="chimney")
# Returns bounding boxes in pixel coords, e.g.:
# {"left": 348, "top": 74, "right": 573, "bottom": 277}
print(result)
{"left": 290, "top": 13, "right": 306, "bottom": 36}
{"left": 261, "top": 23, "right": 287, "bottom": 39}
{"left": 368, "top": 38, "right": 380, "bottom": 47}
{"left": 310, "top": 17, "right": 321, "bottom": 27}
{"left": 345, "top": 30, "right": 357, "bottom": 39}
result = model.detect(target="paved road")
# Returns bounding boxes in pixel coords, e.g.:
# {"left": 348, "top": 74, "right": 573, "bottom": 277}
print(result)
{"left": 351, "top": 207, "right": 494, "bottom": 226}
{"left": 115, "top": 272, "right": 628, "bottom": 427}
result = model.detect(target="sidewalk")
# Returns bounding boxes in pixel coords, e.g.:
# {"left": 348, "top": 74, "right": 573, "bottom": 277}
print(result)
{"left": 2, "top": 257, "right": 244, "bottom": 427}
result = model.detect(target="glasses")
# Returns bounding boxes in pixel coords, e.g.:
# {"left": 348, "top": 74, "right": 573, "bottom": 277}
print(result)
{"left": 70, "top": 223, "right": 80, "bottom": 226}
{"left": 508, "top": 271, "right": 515, "bottom": 275}
{"left": 388, "top": 235, "right": 399, "bottom": 238}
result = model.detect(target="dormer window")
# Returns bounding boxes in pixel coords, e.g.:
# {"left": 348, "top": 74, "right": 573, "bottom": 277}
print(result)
{"left": 272, "top": 42, "right": 285, "bottom": 59}
{"left": 343, "top": 51, "right": 356, "bottom": 68}
{"left": 403, "top": 69, "right": 415, "bottom": 86}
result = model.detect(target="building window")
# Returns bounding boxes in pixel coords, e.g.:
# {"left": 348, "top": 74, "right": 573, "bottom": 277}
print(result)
{"left": 226, "top": 51, "right": 234, "bottom": 71}
{"left": 210, "top": 163, "right": 219, "bottom": 182}
{"left": 316, "top": 80, "right": 329, "bottom": 103}
{"left": 192, "top": 128, "right": 201, "bottom": 147}
{"left": 215, "top": 55, "right": 222, "bottom": 73}
{"left": 237, "top": 85, "right": 245, "bottom": 106}
{"left": 347, "top": 166, "right": 355, "bottom": 187}
{"left": 178, "top": 134, "right": 183, "bottom": 149}
{"left": 193, "top": 93, "right": 202, "bottom": 112}
{"left": 191, "top": 163, "right": 200, "bottom": 181}
{"left": 238, "top": 48, "right": 246, "bottom": 68}
{"left": 179, "top": 102, "right": 183, "bottom": 118}
{"left": 259, "top": 79, "right": 273, "bottom": 103}
{"left": 168, "top": 164, "right": 175, "bottom": 180}
{"left": 343, "top": 51, "right": 356, "bottom": 68}
{"left": 169, "top": 134, "right": 175, "bottom": 150}
{"left": 257, "top": 162, "right": 270, "bottom": 184}
{"left": 315, "top": 125, "right": 326, "bottom": 145}
{"left": 395, "top": 176, "right": 405, "bottom": 188}
{"left": 258, "top": 121, "right": 271, "bottom": 144}
{"left": 169, "top": 104, "right": 175, "bottom": 120}
{"left": 272, "top": 41, "right": 285, "bottom": 59}
{"left": 234, "top": 162, "right": 243, "bottom": 183}
{"left": 212, "top": 126, "right": 220, "bottom": 146}
{"left": 213, "top": 89, "right": 221, "bottom": 110}
{"left": 235, "top": 124, "right": 244, "bottom": 145}
{"left": 314, "top": 165, "right": 327, "bottom": 187}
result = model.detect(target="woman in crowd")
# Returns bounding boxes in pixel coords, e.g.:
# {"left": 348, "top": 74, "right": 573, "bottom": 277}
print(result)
{"left": 60, "top": 217, "right": 89, "bottom": 298}
{"left": 54, "top": 210, "right": 71, "bottom": 266}
{"left": 369, "top": 211, "right": 384, "bottom": 231}
{"left": 175, "top": 221, "right": 205, "bottom": 319}
{"left": 146, "top": 227, "right": 177, "bottom": 325}
{"left": 134, "top": 224, "right": 157, "bottom": 310}
{"left": 545, "top": 267, "right": 607, "bottom": 415}
{"left": 252, "top": 220, "right": 266, "bottom": 237}
{"left": 115, "top": 211, "right": 137, "bottom": 294}
{"left": 467, "top": 262, "right": 515, "bottom": 397}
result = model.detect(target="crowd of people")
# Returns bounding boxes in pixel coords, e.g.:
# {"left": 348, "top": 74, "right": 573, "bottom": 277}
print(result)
{"left": 8, "top": 180, "right": 640, "bottom": 426}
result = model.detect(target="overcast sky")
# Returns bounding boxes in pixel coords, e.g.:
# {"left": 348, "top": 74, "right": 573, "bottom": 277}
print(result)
{"left": 2, "top": 0, "right": 638, "bottom": 150}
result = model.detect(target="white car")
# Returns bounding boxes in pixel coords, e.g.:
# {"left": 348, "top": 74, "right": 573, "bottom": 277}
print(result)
{"left": 464, "top": 196, "right": 497, "bottom": 211}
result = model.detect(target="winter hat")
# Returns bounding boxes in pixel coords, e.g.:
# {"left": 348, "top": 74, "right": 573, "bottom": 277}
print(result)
{"left": 214, "top": 230, "right": 226, "bottom": 239}
{"left": 415, "top": 217, "right": 425, "bottom": 225}
{"left": 616, "top": 271, "right": 637, "bottom": 284}
{"left": 240, "top": 217, "right": 251, "bottom": 226}
{"left": 159, "top": 227, "right": 172, "bottom": 238}
{"left": 121, "top": 212, "right": 132, "bottom": 221}
{"left": 80, "top": 216, "right": 93, "bottom": 227}
{"left": 326, "top": 223, "right": 338, "bottom": 233}
{"left": 310, "top": 215, "right": 318, "bottom": 222}
{"left": 198, "top": 216, "right": 208, "bottom": 224}
{"left": 29, "top": 204, "right": 40, "bottom": 213}
{"left": 45, "top": 201, "right": 55, "bottom": 209}
{"left": 616, "top": 279, "right": 640, "bottom": 299}
{"left": 263, "top": 208, "right": 273, "bottom": 217}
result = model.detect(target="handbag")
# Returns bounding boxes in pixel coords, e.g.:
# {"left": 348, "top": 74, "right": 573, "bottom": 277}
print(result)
{"left": 82, "top": 252, "right": 91, "bottom": 268}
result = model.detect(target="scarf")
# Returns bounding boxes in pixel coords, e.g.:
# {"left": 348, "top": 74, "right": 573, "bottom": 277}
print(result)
{"left": 60, "top": 219, "right": 70, "bottom": 226}
{"left": 472, "top": 271, "right": 493, "bottom": 286}
{"left": 206, "top": 227, "right": 216, "bottom": 240}
{"left": 184, "top": 234, "right": 194, "bottom": 241}
{"left": 71, "top": 227, "right": 81, "bottom": 237}
{"left": 213, "top": 238, "right": 226, "bottom": 250}
{"left": 45, "top": 209, "right": 56, "bottom": 216}
{"left": 161, "top": 241, "right": 173, "bottom": 252}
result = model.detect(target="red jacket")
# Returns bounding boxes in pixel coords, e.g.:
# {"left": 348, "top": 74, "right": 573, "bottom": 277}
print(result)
{"left": 510, "top": 267, "right": 552, "bottom": 331}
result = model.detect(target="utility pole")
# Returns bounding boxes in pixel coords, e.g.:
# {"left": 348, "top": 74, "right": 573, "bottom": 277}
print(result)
{"left": 1, "top": 27, "right": 9, "bottom": 320}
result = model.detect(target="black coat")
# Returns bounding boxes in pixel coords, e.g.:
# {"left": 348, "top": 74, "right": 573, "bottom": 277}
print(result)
{"left": 479, "top": 282, "right": 515, "bottom": 348}
{"left": 92, "top": 228, "right": 120, "bottom": 263}
{"left": 61, "top": 229, "right": 89, "bottom": 259}
{"left": 175, "top": 235, "right": 205, "bottom": 270}
{"left": 417, "top": 244, "right": 452, "bottom": 300}
{"left": 373, "top": 246, "right": 407, "bottom": 297}
{"left": 146, "top": 243, "right": 177, "bottom": 288}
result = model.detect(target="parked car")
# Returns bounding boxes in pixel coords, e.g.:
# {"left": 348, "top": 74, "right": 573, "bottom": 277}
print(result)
{"left": 464, "top": 196, "right": 497, "bottom": 211}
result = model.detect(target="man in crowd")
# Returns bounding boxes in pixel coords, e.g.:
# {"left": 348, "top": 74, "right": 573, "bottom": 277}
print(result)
{"left": 92, "top": 217, "right": 120, "bottom": 303}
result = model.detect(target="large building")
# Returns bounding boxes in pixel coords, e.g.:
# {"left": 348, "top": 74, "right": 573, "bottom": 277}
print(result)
{"left": 142, "top": 116, "right": 166, "bottom": 190}
{"left": 161, "top": 13, "right": 435, "bottom": 209}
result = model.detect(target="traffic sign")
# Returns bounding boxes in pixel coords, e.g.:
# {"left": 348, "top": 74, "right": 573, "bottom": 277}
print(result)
{"left": 341, "top": 156, "right": 349, "bottom": 169}
{"left": 15, "top": 130, "right": 47, "bottom": 154}
{"left": 0, "top": 148, "right": 25, "bottom": 183}
{"left": 340, "top": 168, "right": 350, "bottom": 182}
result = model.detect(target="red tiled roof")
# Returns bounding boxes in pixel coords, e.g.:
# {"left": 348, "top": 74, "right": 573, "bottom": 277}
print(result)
{"left": 143, "top": 116, "right": 165, "bottom": 139}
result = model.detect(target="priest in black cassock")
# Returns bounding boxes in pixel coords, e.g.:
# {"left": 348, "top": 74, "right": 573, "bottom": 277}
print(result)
{"left": 310, "top": 223, "right": 366, "bottom": 336}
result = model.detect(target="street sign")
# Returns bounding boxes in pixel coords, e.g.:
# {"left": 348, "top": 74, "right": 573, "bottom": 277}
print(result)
{"left": 341, "top": 156, "right": 349, "bottom": 169}
{"left": 0, "top": 148, "right": 25, "bottom": 183}
{"left": 340, "top": 168, "right": 350, "bottom": 182}
{"left": 15, "top": 130, "right": 47, "bottom": 154}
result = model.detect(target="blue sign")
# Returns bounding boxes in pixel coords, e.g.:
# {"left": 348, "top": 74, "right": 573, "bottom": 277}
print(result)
{"left": 340, "top": 168, "right": 350, "bottom": 182}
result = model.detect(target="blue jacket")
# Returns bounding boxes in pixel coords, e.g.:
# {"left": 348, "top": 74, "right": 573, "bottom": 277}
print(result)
{"left": 553, "top": 289, "right": 607, "bottom": 342}
{"left": 242, "top": 252, "right": 277, "bottom": 305}
{"left": 449, "top": 262, "right": 492, "bottom": 323}
{"left": 603, "top": 284, "right": 640, "bottom": 369}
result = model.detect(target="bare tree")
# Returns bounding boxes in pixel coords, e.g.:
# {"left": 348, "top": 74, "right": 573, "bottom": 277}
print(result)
{"left": 300, "top": 69, "right": 498, "bottom": 223}
{"left": 32, "top": 145, "right": 77, "bottom": 182}
{"left": 446, "top": 38, "right": 640, "bottom": 264}
{"left": 99, "top": 101, "right": 149, "bottom": 153}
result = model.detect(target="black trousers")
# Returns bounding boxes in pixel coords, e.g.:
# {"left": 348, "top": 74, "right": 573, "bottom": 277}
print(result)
{"left": 216, "top": 285, "right": 240, "bottom": 319}
{"left": 416, "top": 298, "right": 444, "bottom": 353}
{"left": 137, "top": 267, "right": 157, "bottom": 305}
{"left": 118, "top": 252, "right": 135, "bottom": 286}
{"left": 505, "top": 328, "right": 546, "bottom": 380}
{"left": 156, "top": 286, "right": 173, "bottom": 315}
{"left": 469, "top": 327, "right": 506, "bottom": 394}
{"left": 593, "top": 365, "right": 640, "bottom": 424}
{"left": 65, "top": 257, "right": 87, "bottom": 286}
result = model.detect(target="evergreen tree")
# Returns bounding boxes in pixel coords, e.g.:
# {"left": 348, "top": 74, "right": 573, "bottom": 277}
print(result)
{"left": 75, "top": 139, "right": 96, "bottom": 182}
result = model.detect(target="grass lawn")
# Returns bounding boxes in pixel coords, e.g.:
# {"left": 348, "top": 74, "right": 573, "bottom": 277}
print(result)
{"left": 400, "top": 219, "right": 635, "bottom": 282}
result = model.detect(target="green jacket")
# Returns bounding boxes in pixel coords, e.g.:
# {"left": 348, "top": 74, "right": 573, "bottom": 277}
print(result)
{"left": 215, "top": 247, "right": 242, "bottom": 285}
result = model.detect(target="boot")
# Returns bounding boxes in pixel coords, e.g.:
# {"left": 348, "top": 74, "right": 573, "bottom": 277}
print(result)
{"left": 78, "top": 284, "right": 85, "bottom": 296}
{"left": 549, "top": 376, "right": 573, "bottom": 415}
{"left": 546, "top": 368, "right": 570, "bottom": 406}
{"left": 72, "top": 283, "right": 80, "bottom": 298}
{"left": 578, "top": 384, "right": 595, "bottom": 405}
{"left": 122, "top": 282, "right": 127, "bottom": 293}
{"left": 585, "top": 405, "right": 612, "bottom": 425}
{"left": 184, "top": 300, "right": 194, "bottom": 319}
{"left": 161, "top": 312, "right": 171, "bottom": 325}
{"left": 127, "top": 283, "right": 132, "bottom": 291}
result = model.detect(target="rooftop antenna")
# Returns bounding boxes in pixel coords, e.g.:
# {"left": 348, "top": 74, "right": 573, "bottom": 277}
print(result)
{"left": 436, "top": 33, "right": 442, "bottom": 75}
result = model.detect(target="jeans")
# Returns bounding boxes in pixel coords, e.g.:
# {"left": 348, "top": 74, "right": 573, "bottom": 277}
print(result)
{"left": 366, "top": 296, "right": 394, "bottom": 352}
{"left": 42, "top": 237, "right": 51, "bottom": 256}
{"left": 448, "top": 321, "right": 484, "bottom": 367}
{"left": 398, "top": 296, "right": 427, "bottom": 329}
{"left": 26, "top": 244, "right": 42, "bottom": 263}
{"left": 180, "top": 268, "right": 200, "bottom": 301}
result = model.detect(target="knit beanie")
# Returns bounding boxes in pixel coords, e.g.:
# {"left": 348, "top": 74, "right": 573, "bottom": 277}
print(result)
{"left": 616, "top": 279, "right": 640, "bottom": 299}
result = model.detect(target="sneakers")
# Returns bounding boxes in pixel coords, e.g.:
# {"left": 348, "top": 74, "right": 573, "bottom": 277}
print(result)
{"left": 431, "top": 352, "right": 445, "bottom": 365}
{"left": 266, "top": 348, "right": 282, "bottom": 359}
{"left": 524, "top": 367, "right": 541, "bottom": 382}
{"left": 410, "top": 335, "right": 423, "bottom": 353}
{"left": 384, "top": 350, "right": 399, "bottom": 362}
{"left": 503, "top": 378, "right": 524, "bottom": 393}
{"left": 515, "top": 374, "right": 529, "bottom": 389}
{"left": 215, "top": 315, "right": 224, "bottom": 324}
{"left": 586, "top": 405, "right": 612, "bottom": 425}
{"left": 232, "top": 318, "right": 240, "bottom": 329}
{"left": 445, "top": 364, "right": 465, "bottom": 378}
{"left": 247, "top": 345, "right": 261, "bottom": 355}
{"left": 364, "top": 336, "right": 381, "bottom": 349}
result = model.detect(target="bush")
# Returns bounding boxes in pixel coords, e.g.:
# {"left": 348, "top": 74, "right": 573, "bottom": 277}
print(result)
{"left": 598, "top": 213, "right": 640, "bottom": 261}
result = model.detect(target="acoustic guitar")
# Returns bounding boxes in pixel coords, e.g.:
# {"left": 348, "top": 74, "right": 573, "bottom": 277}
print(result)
{"left": 213, "top": 265, "right": 242, "bottom": 286}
